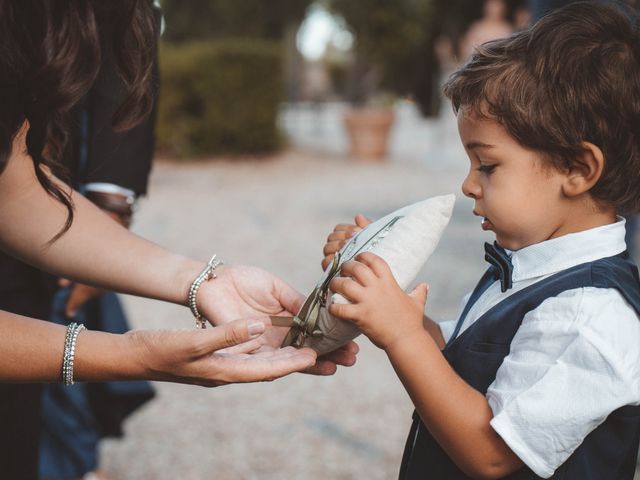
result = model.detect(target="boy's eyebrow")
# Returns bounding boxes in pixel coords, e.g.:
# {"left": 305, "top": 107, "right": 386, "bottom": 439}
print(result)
{"left": 466, "top": 141, "right": 495, "bottom": 150}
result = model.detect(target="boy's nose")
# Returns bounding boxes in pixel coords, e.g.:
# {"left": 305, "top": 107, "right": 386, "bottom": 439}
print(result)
{"left": 461, "top": 172, "right": 480, "bottom": 199}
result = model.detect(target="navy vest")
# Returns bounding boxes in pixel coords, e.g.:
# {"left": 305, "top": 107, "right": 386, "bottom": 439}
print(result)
{"left": 399, "top": 252, "right": 640, "bottom": 480}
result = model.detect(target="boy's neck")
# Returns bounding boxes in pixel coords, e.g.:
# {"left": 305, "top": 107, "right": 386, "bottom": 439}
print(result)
{"left": 550, "top": 202, "right": 617, "bottom": 241}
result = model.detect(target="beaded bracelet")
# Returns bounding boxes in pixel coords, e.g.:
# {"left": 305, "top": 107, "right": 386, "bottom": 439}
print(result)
{"left": 62, "top": 322, "right": 86, "bottom": 386}
{"left": 187, "top": 255, "right": 224, "bottom": 329}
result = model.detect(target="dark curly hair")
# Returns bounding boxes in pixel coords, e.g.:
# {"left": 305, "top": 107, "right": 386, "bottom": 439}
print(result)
{"left": 0, "top": 0, "right": 157, "bottom": 241}
{"left": 444, "top": 1, "right": 640, "bottom": 215}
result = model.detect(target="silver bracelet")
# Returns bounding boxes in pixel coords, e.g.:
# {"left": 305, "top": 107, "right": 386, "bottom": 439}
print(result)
{"left": 62, "top": 322, "right": 86, "bottom": 386}
{"left": 188, "top": 254, "right": 223, "bottom": 329}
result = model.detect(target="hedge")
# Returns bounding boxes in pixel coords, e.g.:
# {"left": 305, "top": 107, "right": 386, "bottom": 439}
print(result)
{"left": 157, "top": 40, "right": 284, "bottom": 158}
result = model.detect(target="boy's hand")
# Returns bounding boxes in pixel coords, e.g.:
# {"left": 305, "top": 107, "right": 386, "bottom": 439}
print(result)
{"left": 328, "top": 252, "right": 428, "bottom": 351}
{"left": 321, "top": 214, "right": 371, "bottom": 270}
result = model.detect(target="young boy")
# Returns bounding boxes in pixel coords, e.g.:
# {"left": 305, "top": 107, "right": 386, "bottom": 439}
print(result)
{"left": 323, "top": 2, "right": 640, "bottom": 479}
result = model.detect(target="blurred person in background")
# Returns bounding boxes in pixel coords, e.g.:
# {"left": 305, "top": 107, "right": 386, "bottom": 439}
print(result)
{"left": 459, "top": 0, "right": 514, "bottom": 60}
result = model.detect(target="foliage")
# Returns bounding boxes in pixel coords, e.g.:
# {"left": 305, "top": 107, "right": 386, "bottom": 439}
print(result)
{"left": 156, "top": 40, "right": 284, "bottom": 158}
{"left": 328, "top": 0, "right": 434, "bottom": 109}
{"left": 160, "top": 0, "right": 313, "bottom": 42}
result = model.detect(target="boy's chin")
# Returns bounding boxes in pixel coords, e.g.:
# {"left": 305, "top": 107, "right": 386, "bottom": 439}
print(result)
{"left": 495, "top": 235, "right": 538, "bottom": 252}
{"left": 493, "top": 234, "right": 520, "bottom": 252}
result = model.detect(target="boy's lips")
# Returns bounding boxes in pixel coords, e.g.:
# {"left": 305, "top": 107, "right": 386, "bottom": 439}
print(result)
{"left": 474, "top": 211, "right": 492, "bottom": 230}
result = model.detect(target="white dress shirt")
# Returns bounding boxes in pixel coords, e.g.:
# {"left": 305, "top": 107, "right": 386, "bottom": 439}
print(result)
{"left": 438, "top": 219, "right": 640, "bottom": 478}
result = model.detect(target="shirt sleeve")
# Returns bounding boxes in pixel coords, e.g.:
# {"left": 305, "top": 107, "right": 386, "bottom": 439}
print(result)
{"left": 487, "top": 287, "right": 640, "bottom": 478}
{"left": 80, "top": 17, "right": 159, "bottom": 195}
{"left": 438, "top": 320, "right": 457, "bottom": 343}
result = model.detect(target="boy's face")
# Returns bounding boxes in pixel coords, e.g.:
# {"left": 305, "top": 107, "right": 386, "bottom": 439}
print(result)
{"left": 458, "top": 111, "right": 571, "bottom": 251}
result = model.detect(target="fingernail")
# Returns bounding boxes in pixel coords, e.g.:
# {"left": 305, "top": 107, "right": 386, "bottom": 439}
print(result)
{"left": 248, "top": 322, "right": 265, "bottom": 337}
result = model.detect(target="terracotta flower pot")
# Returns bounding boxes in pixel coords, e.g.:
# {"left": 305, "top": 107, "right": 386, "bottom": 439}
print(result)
{"left": 343, "top": 108, "right": 395, "bottom": 161}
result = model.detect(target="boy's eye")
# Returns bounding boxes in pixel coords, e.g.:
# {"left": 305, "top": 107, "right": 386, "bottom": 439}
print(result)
{"left": 478, "top": 164, "right": 496, "bottom": 174}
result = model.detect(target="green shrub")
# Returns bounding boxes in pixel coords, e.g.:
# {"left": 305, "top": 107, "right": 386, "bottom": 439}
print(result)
{"left": 157, "top": 40, "right": 284, "bottom": 158}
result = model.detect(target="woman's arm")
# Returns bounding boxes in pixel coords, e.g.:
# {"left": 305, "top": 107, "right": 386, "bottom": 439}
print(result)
{"left": 0, "top": 131, "right": 201, "bottom": 304}
{"left": 0, "top": 308, "right": 316, "bottom": 384}
{"left": 0, "top": 127, "right": 305, "bottom": 331}
{"left": 0, "top": 128, "right": 354, "bottom": 381}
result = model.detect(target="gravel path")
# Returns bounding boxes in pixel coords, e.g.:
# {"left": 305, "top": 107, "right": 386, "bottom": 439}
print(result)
{"left": 99, "top": 107, "right": 640, "bottom": 480}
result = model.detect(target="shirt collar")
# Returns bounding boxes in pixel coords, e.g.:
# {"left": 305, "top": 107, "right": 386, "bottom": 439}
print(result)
{"left": 509, "top": 218, "right": 628, "bottom": 282}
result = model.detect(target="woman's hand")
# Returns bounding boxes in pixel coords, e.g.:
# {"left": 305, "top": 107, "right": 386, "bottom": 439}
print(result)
{"left": 328, "top": 252, "right": 428, "bottom": 351}
{"left": 58, "top": 279, "right": 103, "bottom": 318}
{"left": 321, "top": 214, "right": 371, "bottom": 270}
{"left": 125, "top": 318, "right": 317, "bottom": 386}
{"left": 255, "top": 333, "right": 360, "bottom": 376}
{"left": 199, "top": 265, "right": 305, "bottom": 324}
{"left": 199, "top": 265, "right": 359, "bottom": 375}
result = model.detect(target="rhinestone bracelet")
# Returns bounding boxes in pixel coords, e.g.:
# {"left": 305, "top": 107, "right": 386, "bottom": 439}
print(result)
{"left": 187, "top": 255, "right": 224, "bottom": 329}
{"left": 62, "top": 322, "right": 86, "bottom": 386}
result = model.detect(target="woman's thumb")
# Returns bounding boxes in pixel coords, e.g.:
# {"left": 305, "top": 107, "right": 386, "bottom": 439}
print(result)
{"left": 212, "top": 318, "right": 267, "bottom": 350}
{"left": 408, "top": 283, "right": 428, "bottom": 308}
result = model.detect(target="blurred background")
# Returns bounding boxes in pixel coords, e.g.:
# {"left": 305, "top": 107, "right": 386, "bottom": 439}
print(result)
{"left": 95, "top": 1, "right": 639, "bottom": 478}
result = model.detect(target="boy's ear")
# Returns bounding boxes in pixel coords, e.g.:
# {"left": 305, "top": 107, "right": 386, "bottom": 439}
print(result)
{"left": 561, "top": 141, "right": 605, "bottom": 197}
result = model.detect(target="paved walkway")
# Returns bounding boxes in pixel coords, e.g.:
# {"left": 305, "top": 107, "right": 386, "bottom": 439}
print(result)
{"left": 100, "top": 104, "right": 639, "bottom": 479}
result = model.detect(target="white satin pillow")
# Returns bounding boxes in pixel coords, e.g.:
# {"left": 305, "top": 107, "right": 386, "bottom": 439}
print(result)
{"left": 304, "top": 194, "right": 455, "bottom": 354}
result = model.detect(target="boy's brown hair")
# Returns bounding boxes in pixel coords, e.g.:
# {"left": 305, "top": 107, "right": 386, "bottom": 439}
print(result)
{"left": 444, "top": 1, "right": 640, "bottom": 214}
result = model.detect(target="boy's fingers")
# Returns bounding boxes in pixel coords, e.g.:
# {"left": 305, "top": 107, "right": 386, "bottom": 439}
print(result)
{"left": 355, "top": 214, "right": 372, "bottom": 228}
{"left": 327, "top": 231, "right": 351, "bottom": 242}
{"left": 321, "top": 254, "right": 334, "bottom": 270}
{"left": 355, "top": 252, "right": 392, "bottom": 278}
{"left": 328, "top": 301, "right": 360, "bottom": 320}
{"left": 340, "top": 260, "right": 376, "bottom": 286}
{"left": 329, "top": 277, "right": 364, "bottom": 302}
{"left": 323, "top": 240, "right": 343, "bottom": 256}
{"left": 409, "top": 283, "right": 429, "bottom": 308}
{"left": 333, "top": 223, "right": 358, "bottom": 233}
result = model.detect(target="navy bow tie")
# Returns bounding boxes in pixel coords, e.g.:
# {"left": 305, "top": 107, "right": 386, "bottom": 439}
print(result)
{"left": 484, "top": 241, "right": 513, "bottom": 292}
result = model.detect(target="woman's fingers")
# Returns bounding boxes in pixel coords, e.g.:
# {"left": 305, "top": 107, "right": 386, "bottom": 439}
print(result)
{"left": 318, "top": 341, "right": 359, "bottom": 366}
{"left": 203, "top": 318, "right": 268, "bottom": 352}
{"left": 217, "top": 338, "right": 263, "bottom": 355}
{"left": 305, "top": 359, "right": 338, "bottom": 376}
{"left": 216, "top": 347, "right": 317, "bottom": 384}
{"left": 273, "top": 278, "right": 305, "bottom": 316}
{"left": 304, "top": 342, "right": 359, "bottom": 375}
